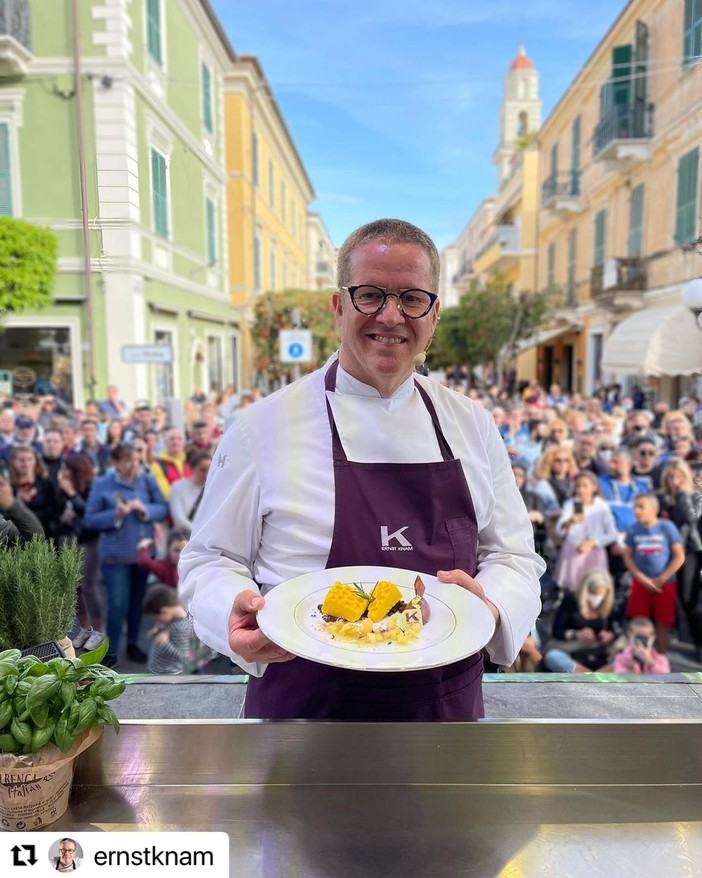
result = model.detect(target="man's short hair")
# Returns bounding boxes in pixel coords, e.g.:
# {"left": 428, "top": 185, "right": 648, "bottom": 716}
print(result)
{"left": 336, "top": 218, "right": 440, "bottom": 292}
{"left": 634, "top": 492, "right": 659, "bottom": 512}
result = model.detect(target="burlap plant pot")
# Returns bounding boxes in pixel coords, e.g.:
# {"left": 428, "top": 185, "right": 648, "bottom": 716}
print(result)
{"left": 0, "top": 726, "right": 101, "bottom": 831}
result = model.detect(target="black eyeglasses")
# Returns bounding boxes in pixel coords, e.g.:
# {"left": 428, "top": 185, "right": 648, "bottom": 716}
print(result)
{"left": 342, "top": 285, "right": 437, "bottom": 319}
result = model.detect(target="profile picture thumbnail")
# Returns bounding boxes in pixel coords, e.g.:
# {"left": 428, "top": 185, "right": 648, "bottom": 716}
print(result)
{"left": 48, "top": 837, "right": 83, "bottom": 871}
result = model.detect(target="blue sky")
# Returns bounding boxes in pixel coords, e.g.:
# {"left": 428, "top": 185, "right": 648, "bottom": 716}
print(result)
{"left": 210, "top": 0, "right": 628, "bottom": 250}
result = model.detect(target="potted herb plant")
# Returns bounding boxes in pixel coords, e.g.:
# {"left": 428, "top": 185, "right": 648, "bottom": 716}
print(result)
{"left": 0, "top": 639, "right": 125, "bottom": 830}
{"left": 0, "top": 535, "right": 82, "bottom": 659}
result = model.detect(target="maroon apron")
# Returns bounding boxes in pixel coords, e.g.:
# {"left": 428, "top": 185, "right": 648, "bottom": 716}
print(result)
{"left": 245, "top": 360, "right": 484, "bottom": 720}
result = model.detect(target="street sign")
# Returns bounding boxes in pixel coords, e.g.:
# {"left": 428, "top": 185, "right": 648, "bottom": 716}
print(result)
{"left": 121, "top": 344, "right": 174, "bottom": 364}
{"left": 279, "top": 329, "right": 313, "bottom": 363}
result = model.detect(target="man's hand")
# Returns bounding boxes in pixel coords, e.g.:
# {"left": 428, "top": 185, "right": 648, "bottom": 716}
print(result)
{"left": 598, "top": 629, "right": 615, "bottom": 644}
{"left": 527, "top": 510, "right": 544, "bottom": 524}
{"left": 137, "top": 538, "right": 154, "bottom": 551}
{"left": 437, "top": 569, "right": 500, "bottom": 628}
{"left": 228, "top": 590, "right": 296, "bottom": 664}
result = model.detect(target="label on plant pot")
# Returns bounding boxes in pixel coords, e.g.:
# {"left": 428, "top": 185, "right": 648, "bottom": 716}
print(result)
{"left": 0, "top": 831, "right": 230, "bottom": 874}
{"left": 0, "top": 727, "right": 101, "bottom": 832}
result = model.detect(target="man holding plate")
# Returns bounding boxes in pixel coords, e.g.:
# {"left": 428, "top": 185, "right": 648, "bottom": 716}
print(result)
{"left": 179, "top": 218, "right": 545, "bottom": 719}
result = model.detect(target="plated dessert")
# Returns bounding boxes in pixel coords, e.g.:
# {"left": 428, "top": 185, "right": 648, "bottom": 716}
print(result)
{"left": 317, "top": 576, "right": 430, "bottom": 646}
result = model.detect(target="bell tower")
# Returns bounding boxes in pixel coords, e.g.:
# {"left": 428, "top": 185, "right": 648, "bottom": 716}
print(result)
{"left": 494, "top": 44, "right": 542, "bottom": 187}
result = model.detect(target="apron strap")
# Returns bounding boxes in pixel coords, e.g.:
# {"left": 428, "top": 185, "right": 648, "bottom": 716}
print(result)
{"left": 324, "top": 359, "right": 455, "bottom": 463}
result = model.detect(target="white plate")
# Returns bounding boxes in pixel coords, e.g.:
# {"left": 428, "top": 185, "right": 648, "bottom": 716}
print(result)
{"left": 257, "top": 565, "right": 495, "bottom": 672}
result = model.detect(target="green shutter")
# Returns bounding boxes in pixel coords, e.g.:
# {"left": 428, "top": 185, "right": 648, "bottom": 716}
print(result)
{"left": 202, "top": 63, "right": 213, "bottom": 132}
{"left": 682, "top": 0, "right": 702, "bottom": 65}
{"left": 550, "top": 143, "right": 558, "bottom": 178}
{"left": 675, "top": 147, "right": 700, "bottom": 245}
{"left": 594, "top": 209, "right": 606, "bottom": 266}
{"left": 0, "top": 124, "right": 13, "bottom": 217}
{"left": 206, "top": 197, "right": 216, "bottom": 264}
{"left": 147, "top": 0, "right": 161, "bottom": 65}
{"left": 151, "top": 149, "right": 168, "bottom": 238}
{"left": 547, "top": 242, "right": 556, "bottom": 288}
{"left": 628, "top": 184, "right": 645, "bottom": 257}
{"left": 571, "top": 116, "right": 581, "bottom": 195}
{"left": 567, "top": 229, "right": 577, "bottom": 303}
{"left": 612, "top": 45, "right": 632, "bottom": 106}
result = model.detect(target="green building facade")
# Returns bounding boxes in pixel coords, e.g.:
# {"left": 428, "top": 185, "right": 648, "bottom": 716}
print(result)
{"left": 0, "top": 0, "right": 240, "bottom": 409}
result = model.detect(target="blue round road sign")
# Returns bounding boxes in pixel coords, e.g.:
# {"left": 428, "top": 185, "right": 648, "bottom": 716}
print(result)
{"left": 288, "top": 342, "right": 304, "bottom": 358}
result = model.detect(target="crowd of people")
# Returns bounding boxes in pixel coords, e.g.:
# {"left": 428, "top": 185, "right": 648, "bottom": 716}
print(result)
{"left": 0, "top": 373, "right": 700, "bottom": 676}
{"left": 0, "top": 384, "right": 238, "bottom": 671}
{"left": 440, "top": 373, "right": 702, "bottom": 672}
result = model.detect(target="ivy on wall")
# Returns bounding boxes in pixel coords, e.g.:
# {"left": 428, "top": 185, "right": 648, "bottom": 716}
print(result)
{"left": 0, "top": 217, "right": 58, "bottom": 315}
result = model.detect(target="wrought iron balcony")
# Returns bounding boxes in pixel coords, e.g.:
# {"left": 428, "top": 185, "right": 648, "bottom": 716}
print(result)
{"left": 542, "top": 171, "right": 582, "bottom": 213}
{"left": 592, "top": 102, "right": 654, "bottom": 163}
{"left": 0, "top": 0, "right": 32, "bottom": 77}
{"left": 590, "top": 257, "right": 647, "bottom": 309}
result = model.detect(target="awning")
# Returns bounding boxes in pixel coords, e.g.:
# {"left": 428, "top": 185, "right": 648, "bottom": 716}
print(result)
{"left": 515, "top": 323, "right": 582, "bottom": 354}
{"left": 601, "top": 305, "right": 702, "bottom": 377}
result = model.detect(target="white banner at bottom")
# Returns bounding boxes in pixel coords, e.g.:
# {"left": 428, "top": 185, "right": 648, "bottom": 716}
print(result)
{"left": 1, "top": 831, "right": 229, "bottom": 876}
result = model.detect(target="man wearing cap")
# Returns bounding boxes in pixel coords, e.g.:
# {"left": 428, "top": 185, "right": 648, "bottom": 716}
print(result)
{"left": 123, "top": 400, "right": 154, "bottom": 444}
{"left": 0, "top": 414, "right": 43, "bottom": 462}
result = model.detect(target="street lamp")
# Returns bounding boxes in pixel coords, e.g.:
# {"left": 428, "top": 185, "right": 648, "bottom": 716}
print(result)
{"left": 682, "top": 277, "right": 702, "bottom": 330}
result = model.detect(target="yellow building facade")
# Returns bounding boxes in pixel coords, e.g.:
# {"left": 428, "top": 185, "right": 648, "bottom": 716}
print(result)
{"left": 536, "top": 0, "right": 702, "bottom": 400}
{"left": 223, "top": 55, "right": 314, "bottom": 387}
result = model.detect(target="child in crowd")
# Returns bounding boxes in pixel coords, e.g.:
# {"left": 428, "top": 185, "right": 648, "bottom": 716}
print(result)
{"left": 623, "top": 494, "right": 685, "bottom": 654}
{"left": 143, "top": 585, "right": 192, "bottom": 675}
{"left": 136, "top": 529, "right": 189, "bottom": 588}
{"left": 613, "top": 617, "right": 671, "bottom": 674}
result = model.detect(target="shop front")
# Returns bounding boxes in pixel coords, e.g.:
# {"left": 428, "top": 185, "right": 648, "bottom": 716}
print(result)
{"left": 0, "top": 320, "right": 79, "bottom": 405}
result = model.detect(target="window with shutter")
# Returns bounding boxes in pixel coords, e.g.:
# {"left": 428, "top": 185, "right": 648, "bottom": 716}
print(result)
{"left": 268, "top": 159, "right": 274, "bottom": 208}
{"left": 683, "top": 0, "right": 702, "bottom": 67}
{"left": 567, "top": 229, "right": 577, "bottom": 304}
{"left": 147, "top": 0, "right": 162, "bottom": 66}
{"left": 151, "top": 149, "right": 168, "bottom": 239}
{"left": 547, "top": 242, "right": 556, "bottom": 289}
{"left": 206, "top": 197, "right": 216, "bottom": 264}
{"left": 571, "top": 116, "right": 581, "bottom": 196}
{"left": 252, "top": 131, "right": 259, "bottom": 187}
{"left": 254, "top": 236, "right": 262, "bottom": 290}
{"left": 202, "top": 63, "right": 213, "bottom": 132}
{"left": 594, "top": 209, "right": 606, "bottom": 266}
{"left": 0, "top": 123, "right": 13, "bottom": 217}
{"left": 627, "top": 184, "right": 645, "bottom": 257}
{"left": 675, "top": 147, "right": 699, "bottom": 244}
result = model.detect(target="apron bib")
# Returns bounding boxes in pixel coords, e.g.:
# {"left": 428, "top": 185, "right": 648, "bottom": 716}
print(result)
{"left": 245, "top": 361, "right": 484, "bottom": 719}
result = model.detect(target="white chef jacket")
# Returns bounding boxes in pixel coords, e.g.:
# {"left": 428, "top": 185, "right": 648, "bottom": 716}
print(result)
{"left": 179, "top": 355, "right": 545, "bottom": 674}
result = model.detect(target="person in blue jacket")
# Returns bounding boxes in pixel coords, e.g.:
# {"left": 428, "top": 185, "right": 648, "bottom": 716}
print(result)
{"left": 85, "top": 442, "right": 168, "bottom": 667}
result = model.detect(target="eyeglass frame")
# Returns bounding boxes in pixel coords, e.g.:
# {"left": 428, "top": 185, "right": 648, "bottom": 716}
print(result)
{"left": 340, "top": 285, "right": 438, "bottom": 319}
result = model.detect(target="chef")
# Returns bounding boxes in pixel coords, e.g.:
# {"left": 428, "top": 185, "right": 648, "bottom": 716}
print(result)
{"left": 179, "top": 218, "right": 544, "bottom": 719}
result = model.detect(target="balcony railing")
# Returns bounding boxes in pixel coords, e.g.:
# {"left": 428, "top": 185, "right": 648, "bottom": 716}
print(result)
{"left": 475, "top": 224, "right": 519, "bottom": 262}
{"left": 0, "top": 0, "right": 31, "bottom": 50}
{"left": 542, "top": 171, "right": 580, "bottom": 205}
{"left": 593, "top": 102, "right": 654, "bottom": 159}
{"left": 590, "top": 257, "right": 647, "bottom": 299}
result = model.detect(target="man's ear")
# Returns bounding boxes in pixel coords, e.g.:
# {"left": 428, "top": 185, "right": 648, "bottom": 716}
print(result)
{"left": 332, "top": 291, "right": 344, "bottom": 327}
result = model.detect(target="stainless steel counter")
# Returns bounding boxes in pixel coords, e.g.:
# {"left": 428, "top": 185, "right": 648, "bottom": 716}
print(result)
{"left": 50, "top": 719, "right": 702, "bottom": 877}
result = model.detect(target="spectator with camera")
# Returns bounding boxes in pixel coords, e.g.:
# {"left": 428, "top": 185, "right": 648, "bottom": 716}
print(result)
{"left": 613, "top": 617, "right": 671, "bottom": 673}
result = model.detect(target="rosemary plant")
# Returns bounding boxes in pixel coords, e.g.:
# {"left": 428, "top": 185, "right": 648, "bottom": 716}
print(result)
{"left": 0, "top": 536, "right": 82, "bottom": 652}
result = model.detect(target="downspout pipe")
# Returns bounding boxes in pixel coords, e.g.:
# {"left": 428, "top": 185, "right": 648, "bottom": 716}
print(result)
{"left": 72, "top": 0, "right": 97, "bottom": 400}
